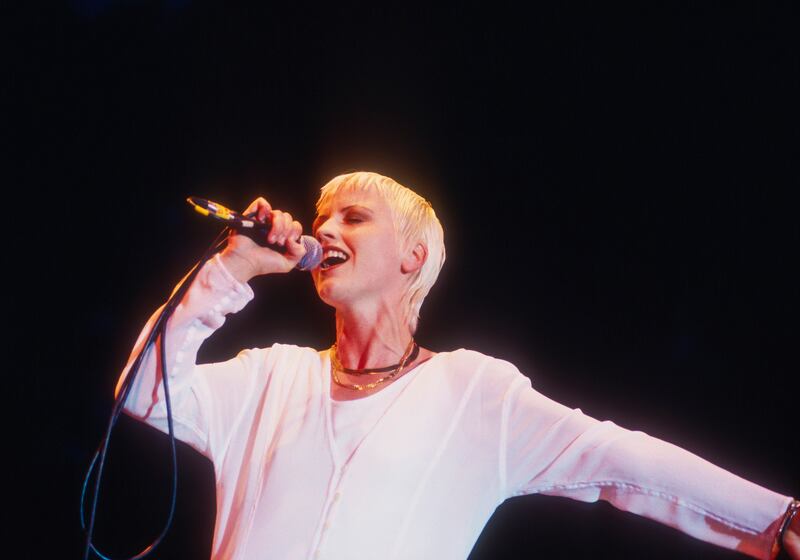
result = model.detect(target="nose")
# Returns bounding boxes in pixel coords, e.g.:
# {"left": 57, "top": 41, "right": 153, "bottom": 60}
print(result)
{"left": 314, "top": 215, "right": 338, "bottom": 242}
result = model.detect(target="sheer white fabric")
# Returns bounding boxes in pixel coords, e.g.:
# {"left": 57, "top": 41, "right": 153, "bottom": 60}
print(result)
{"left": 115, "top": 254, "right": 793, "bottom": 559}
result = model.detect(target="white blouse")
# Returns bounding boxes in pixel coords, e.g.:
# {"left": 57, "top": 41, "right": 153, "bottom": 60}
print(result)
{"left": 330, "top": 367, "right": 420, "bottom": 465}
{"left": 115, "top": 253, "right": 793, "bottom": 560}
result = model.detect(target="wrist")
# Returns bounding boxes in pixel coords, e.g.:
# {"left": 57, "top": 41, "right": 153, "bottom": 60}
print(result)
{"left": 219, "top": 249, "right": 258, "bottom": 283}
{"left": 773, "top": 499, "right": 800, "bottom": 560}
{"left": 783, "top": 513, "right": 800, "bottom": 558}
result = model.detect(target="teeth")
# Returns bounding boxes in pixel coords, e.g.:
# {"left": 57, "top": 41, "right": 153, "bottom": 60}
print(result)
{"left": 323, "top": 249, "right": 348, "bottom": 261}
{"left": 321, "top": 249, "right": 349, "bottom": 270}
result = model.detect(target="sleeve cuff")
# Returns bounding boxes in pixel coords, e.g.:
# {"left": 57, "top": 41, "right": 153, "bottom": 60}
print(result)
{"left": 211, "top": 253, "right": 255, "bottom": 301}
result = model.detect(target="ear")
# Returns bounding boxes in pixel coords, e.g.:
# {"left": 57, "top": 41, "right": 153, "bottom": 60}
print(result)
{"left": 401, "top": 242, "right": 427, "bottom": 274}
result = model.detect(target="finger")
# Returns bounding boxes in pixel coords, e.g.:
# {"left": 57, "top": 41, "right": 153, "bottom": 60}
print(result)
{"left": 244, "top": 197, "right": 271, "bottom": 222}
{"left": 243, "top": 197, "right": 261, "bottom": 215}
{"left": 286, "top": 226, "right": 307, "bottom": 260}
{"left": 289, "top": 220, "right": 303, "bottom": 242}
{"left": 277, "top": 211, "right": 293, "bottom": 244}
{"left": 267, "top": 210, "right": 285, "bottom": 244}
{"left": 286, "top": 237, "right": 307, "bottom": 262}
{"left": 257, "top": 198, "right": 272, "bottom": 222}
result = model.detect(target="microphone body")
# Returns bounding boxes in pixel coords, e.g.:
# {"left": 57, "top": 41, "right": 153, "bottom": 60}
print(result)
{"left": 187, "top": 197, "right": 323, "bottom": 271}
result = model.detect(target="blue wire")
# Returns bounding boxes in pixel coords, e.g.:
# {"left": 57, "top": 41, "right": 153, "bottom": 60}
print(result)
{"left": 80, "top": 230, "right": 229, "bottom": 559}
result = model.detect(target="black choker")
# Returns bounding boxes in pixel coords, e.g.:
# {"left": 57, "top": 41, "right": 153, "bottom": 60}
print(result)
{"left": 333, "top": 342, "right": 420, "bottom": 375}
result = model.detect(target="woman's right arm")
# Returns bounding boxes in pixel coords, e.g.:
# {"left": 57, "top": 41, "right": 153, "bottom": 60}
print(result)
{"left": 113, "top": 198, "right": 307, "bottom": 460}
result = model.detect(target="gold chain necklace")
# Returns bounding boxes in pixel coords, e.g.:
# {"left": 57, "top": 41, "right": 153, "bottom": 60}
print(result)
{"left": 330, "top": 339, "right": 416, "bottom": 391}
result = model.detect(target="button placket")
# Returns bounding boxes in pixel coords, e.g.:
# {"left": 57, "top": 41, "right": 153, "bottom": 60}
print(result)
{"left": 321, "top": 488, "right": 343, "bottom": 532}
{"left": 312, "top": 471, "right": 345, "bottom": 558}
{"left": 319, "top": 487, "right": 342, "bottom": 538}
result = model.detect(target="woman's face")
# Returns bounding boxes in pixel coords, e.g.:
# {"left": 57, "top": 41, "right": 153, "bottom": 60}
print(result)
{"left": 311, "top": 187, "right": 407, "bottom": 311}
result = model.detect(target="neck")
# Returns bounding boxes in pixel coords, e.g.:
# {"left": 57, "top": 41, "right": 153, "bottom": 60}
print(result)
{"left": 334, "top": 301, "right": 413, "bottom": 370}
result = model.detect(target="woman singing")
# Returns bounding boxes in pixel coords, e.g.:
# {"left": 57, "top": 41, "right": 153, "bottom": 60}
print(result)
{"left": 115, "top": 171, "right": 799, "bottom": 559}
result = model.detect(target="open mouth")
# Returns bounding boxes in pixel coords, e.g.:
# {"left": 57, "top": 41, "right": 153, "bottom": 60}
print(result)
{"left": 320, "top": 249, "right": 350, "bottom": 270}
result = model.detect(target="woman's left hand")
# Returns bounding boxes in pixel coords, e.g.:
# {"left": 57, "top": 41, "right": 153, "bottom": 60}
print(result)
{"left": 784, "top": 514, "right": 800, "bottom": 559}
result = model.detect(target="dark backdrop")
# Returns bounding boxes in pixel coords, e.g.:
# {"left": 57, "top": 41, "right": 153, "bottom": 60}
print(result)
{"left": 9, "top": 2, "right": 798, "bottom": 559}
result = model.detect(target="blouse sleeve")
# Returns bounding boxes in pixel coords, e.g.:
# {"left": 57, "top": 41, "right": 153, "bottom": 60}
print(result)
{"left": 114, "top": 253, "right": 260, "bottom": 464}
{"left": 501, "top": 374, "right": 793, "bottom": 560}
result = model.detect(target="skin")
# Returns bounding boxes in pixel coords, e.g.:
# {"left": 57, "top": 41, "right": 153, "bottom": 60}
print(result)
{"left": 780, "top": 514, "right": 800, "bottom": 559}
{"left": 219, "top": 194, "right": 800, "bottom": 551}
{"left": 219, "top": 190, "right": 435, "bottom": 401}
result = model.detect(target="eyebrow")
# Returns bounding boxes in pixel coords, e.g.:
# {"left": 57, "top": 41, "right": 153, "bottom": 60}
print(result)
{"left": 340, "top": 204, "right": 374, "bottom": 214}
{"left": 313, "top": 205, "right": 374, "bottom": 230}
{"left": 311, "top": 204, "right": 375, "bottom": 234}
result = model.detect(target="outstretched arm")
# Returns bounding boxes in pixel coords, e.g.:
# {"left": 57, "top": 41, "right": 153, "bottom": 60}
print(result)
{"left": 501, "top": 373, "right": 795, "bottom": 560}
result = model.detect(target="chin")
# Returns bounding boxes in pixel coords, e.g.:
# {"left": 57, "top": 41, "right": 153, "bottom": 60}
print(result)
{"left": 313, "top": 280, "right": 342, "bottom": 307}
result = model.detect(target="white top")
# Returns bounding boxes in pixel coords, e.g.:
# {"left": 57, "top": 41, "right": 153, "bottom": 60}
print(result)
{"left": 330, "top": 366, "right": 419, "bottom": 464}
{"left": 115, "top": 254, "right": 793, "bottom": 560}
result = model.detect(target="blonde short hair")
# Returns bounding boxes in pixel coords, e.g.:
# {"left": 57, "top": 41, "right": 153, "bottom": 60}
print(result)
{"left": 316, "top": 171, "right": 446, "bottom": 333}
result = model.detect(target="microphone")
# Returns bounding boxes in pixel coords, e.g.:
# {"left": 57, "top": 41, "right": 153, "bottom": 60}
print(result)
{"left": 187, "top": 196, "right": 323, "bottom": 271}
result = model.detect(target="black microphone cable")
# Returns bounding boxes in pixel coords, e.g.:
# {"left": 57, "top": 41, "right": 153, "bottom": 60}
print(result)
{"left": 80, "top": 225, "right": 230, "bottom": 560}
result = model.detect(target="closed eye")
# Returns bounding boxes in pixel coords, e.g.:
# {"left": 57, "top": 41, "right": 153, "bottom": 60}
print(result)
{"left": 313, "top": 208, "right": 370, "bottom": 234}
{"left": 345, "top": 212, "right": 367, "bottom": 224}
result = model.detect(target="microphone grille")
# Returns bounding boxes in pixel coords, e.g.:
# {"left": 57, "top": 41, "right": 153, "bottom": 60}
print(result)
{"left": 296, "top": 236, "right": 323, "bottom": 271}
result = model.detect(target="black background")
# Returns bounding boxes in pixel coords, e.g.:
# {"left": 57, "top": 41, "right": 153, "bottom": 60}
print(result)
{"left": 9, "top": 2, "right": 798, "bottom": 559}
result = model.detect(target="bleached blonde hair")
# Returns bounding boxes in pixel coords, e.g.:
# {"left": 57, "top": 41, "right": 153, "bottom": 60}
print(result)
{"left": 316, "top": 171, "right": 446, "bottom": 334}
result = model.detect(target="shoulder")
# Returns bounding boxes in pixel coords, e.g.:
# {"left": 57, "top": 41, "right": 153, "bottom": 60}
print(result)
{"left": 432, "top": 348, "right": 530, "bottom": 387}
{"left": 431, "top": 349, "right": 534, "bottom": 418}
{"left": 237, "top": 342, "right": 325, "bottom": 373}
